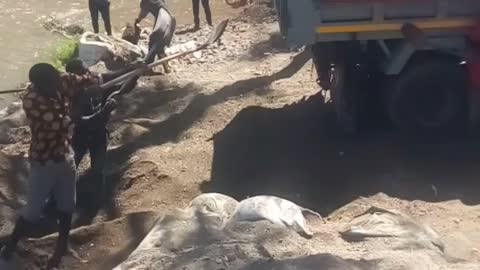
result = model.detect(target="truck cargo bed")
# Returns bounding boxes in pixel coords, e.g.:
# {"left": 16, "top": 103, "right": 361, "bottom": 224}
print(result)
{"left": 276, "top": 0, "right": 479, "bottom": 44}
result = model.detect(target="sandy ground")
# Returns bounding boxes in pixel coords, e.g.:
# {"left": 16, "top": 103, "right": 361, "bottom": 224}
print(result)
{"left": 1, "top": 3, "right": 480, "bottom": 270}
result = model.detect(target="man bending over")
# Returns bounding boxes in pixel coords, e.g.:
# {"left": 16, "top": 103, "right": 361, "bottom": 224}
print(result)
{"left": 135, "top": 0, "right": 176, "bottom": 73}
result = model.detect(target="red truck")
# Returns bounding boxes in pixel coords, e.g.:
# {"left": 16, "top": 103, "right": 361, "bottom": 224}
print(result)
{"left": 275, "top": 0, "right": 479, "bottom": 135}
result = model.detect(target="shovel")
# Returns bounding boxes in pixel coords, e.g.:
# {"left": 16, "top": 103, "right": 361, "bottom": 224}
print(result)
{"left": 0, "top": 19, "right": 229, "bottom": 95}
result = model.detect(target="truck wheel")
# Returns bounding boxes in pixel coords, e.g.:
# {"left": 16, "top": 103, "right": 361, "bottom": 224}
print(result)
{"left": 388, "top": 59, "right": 468, "bottom": 135}
{"left": 330, "top": 60, "right": 358, "bottom": 134}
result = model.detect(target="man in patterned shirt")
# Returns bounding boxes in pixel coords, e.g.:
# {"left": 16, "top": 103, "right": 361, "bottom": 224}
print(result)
{"left": 0, "top": 62, "right": 146, "bottom": 269}
{"left": 41, "top": 59, "right": 140, "bottom": 219}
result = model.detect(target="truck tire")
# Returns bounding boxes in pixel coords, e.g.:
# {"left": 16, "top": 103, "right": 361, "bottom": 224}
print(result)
{"left": 387, "top": 58, "right": 468, "bottom": 135}
{"left": 330, "top": 59, "right": 358, "bottom": 134}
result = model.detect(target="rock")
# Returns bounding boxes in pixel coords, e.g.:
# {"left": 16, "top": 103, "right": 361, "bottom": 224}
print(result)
{"left": 111, "top": 194, "right": 478, "bottom": 270}
{"left": 42, "top": 16, "right": 85, "bottom": 37}
{"left": 225, "top": 0, "right": 252, "bottom": 9}
{"left": 2, "top": 109, "right": 27, "bottom": 128}
{"left": 228, "top": 196, "right": 323, "bottom": 238}
{"left": 64, "top": 24, "right": 85, "bottom": 36}
{"left": 0, "top": 103, "right": 28, "bottom": 144}
{"left": 0, "top": 204, "right": 17, "bottom": 238}
{"left": 187, "top": 193, "right": 239, "bottom": 224}
{"left": 340, "top": 206, "right": 444, "bottom": 252}
{"left": 193, "top": 51, "right": 203, "bottom": 59}
{"left": 121, "top": 23, "right": 142, "bottom": 45}
{"left": 79, "top": 32, "right": 145, "bottom": 68}
{"left": 112, "top": 207, "right": 226, "bottom": 270}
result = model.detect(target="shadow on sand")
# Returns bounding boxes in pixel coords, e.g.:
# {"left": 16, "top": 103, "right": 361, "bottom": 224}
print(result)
{"left": 202, "top": 92, "right": 480, "bottom": 216}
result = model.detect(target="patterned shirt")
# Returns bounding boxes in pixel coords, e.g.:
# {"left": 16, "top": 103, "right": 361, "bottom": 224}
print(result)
{"left": 22, "top": 73, "right": 102, "bottom": 163}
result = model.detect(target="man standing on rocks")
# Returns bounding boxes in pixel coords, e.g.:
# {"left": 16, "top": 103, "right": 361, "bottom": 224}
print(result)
{"left": 89, "top": 0, "right": 112, "bottom": 36}
{"left": 0, "top": 62, "right": 146, "bottom": 269}
{"left": 192, "top": 0, "right": 212, "bottom": 30}
{"left": 135, "top": 0, "right": 176, "bottom": 72}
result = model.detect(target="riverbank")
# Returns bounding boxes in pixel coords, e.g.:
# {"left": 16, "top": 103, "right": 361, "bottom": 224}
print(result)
{"left": 0, "top": 0, "right": 240, "bottom": 104}
{"left": 1, "top": 2, "right": 480, "bottom": 270}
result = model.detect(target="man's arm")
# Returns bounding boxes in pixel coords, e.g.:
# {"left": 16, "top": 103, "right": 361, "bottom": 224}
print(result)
{"left": 82, "top": 76, "right": 139, "bottom": 123}
{"left": 102, "top": 75, "right": 139, "bottom": 102}
{"left": 80, "top": 98, "right": 116, "bottom": 124}
{"left": 60, "top": 73, "right": 102, "bottom": 98}
{"left": 135, "top": 0, "right": 150, "bottom": 24}
{"left": 115, "top": 75, "right": 140, "bottom": 96}
{"left": 63, "top": 63, "right": 146, "bottom": 99}
{"left": 100, "top": 65, "right": 138, "bottom": 83}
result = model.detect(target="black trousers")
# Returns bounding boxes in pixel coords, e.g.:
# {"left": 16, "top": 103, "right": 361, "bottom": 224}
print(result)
{"left": 72, "top": 130, "right": 108, "bottom": 197}
{"left": 145, "top": 8, "right": 176, "bottom": 67}
{"left": 89, "top": 0, "right": 112, "bottom": 35}
{"left": 192, "top": 0, "right": 212, "bottom": 27}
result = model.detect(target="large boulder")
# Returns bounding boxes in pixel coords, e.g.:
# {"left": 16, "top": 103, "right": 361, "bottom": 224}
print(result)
{"left": 42, "top": 16, "right": 85, "bottom": 37}
{"left": 227, "top": 195, "right": 324, "bottom": 238}
{"left": 340, "top": 206, "right": 444, "bottom": 252}
{"left": 0, "top": 102, "right": 28, "bottom": 144}
{"left": 187, "top": 192, "right": 239, "bottom": 224}
{"left": 113, "top": 194, "right": 326, "bottom": 270}
{"left": 121, "top": 23, "right": 142, "bottom": 45}
{"left": 79, "top": 32, "right": 146, "bottom": 69}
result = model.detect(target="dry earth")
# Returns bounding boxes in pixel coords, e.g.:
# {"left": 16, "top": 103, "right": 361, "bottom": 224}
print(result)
{"left": 0, "top": 3, "right": 480, "bottom": 270}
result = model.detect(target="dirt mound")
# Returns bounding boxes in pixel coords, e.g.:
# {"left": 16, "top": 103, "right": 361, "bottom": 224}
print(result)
{"left": 238, "top": 0, "right": 277, "bottom": 24}
{"left": 113, "top": 194, "right": 476, "bottom": 270}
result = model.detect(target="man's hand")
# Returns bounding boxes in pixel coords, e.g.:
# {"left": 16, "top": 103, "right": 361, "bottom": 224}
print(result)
{"left": 133, "top": 61, "right": 147, "bottom": 70}
{"left": 132, "top": 61, "right": 151, "bottom": 76}
{"left": 103, "top": 98, "right": 117, "bottom": 114}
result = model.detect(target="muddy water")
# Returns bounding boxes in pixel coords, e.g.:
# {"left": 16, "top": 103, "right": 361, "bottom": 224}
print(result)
{"left": 0, "top": 0, "right": 239, "bottom": 106}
